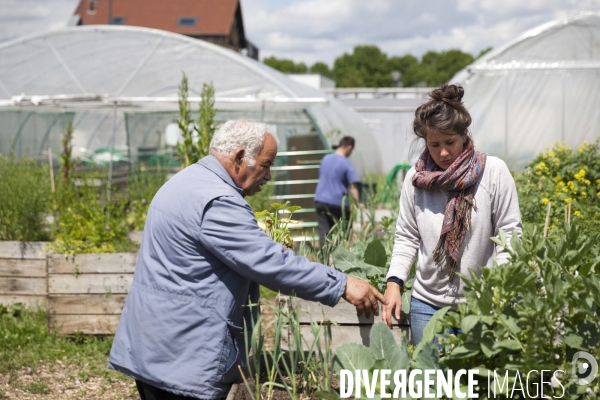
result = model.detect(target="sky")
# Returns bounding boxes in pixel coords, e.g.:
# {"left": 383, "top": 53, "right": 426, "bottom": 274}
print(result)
{"left": 1, "top": 0, "right": 600, "bottom": 66}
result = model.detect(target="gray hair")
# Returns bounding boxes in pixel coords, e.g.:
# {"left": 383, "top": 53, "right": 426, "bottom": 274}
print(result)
{"left": 209, "top": 120, "right": 278, "bottom": 166}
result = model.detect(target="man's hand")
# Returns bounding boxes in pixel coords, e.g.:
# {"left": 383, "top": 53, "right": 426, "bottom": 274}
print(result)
{"left": 342, "top": 276, "right": 388, "bottom": 319}
{"left": 382, "top": 282, "right": 402, "bottom": 328}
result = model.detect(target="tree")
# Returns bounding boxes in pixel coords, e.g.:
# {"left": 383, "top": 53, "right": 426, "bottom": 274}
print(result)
{"left": 309, "top": 62, "right": 334, "bottom": 79}
{"left": 419, "top": 49, "right": 474, "bottom": 86}
{"left": 263, "top": 56, "right": 307, "bottom": 73}
{"left": 388, "top": 54, "right": 420, "bottom": 87}
{"left": 333, "top": 45, "right": 392, "bottom": 87}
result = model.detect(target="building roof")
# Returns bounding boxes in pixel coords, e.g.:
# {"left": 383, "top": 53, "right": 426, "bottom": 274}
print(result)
{"left": 73, "top": 0, "right": 240, "bottom": 36}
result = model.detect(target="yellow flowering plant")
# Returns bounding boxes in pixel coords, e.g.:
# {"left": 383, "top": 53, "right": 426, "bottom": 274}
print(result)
{"left": 515, "top": 138, "right": 600, "bottom": 236}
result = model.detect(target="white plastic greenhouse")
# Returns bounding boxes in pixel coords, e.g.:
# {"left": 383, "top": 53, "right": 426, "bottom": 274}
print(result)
{"left": 452, "top": 11, "right": 600, "bottom": 170}
{"left": 0, "top": 25, "right": 381, "bottom": 176}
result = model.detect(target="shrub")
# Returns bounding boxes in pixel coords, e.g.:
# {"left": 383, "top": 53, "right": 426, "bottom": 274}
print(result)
{"left": 0, "top": 155, "right": 52, "bottom": 241}
{"left": 516, "top": 139, "right": 600, "bottom": 236}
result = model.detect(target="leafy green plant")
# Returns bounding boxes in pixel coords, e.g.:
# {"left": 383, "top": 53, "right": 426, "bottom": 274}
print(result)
{"left": 0, "top": 154, "right": 52, "bottom": 241}
{"left": 437, "top": 224, "right": 600, "bottom": 399}
{"left": 240, "top": 297, "right": 337, "bottom": 400}
{"left": 195, "top": 81, "right": 216, "bottom": 160}
{"left": 516, "top": 139, "right": 600, "bottom": 237}
{"left": 125, "top": 165, "right": 168, "bottom": 230}
{"left": 255, "top": 201, "right": 301, "bottom": 249}
{"left": 176, "top": 72, "right": 216, "bottom": 167}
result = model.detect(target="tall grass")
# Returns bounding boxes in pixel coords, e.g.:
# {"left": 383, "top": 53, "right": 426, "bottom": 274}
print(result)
{"left": 0, "top": 304, "right": 113, "bottom": 374}
{"left": 0, "top": 155, "right": 52, "bottom": 241}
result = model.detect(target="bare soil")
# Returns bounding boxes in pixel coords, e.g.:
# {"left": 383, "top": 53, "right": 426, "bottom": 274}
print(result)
{"left": 0, "top": 361, "right": 137, "bottom": 400}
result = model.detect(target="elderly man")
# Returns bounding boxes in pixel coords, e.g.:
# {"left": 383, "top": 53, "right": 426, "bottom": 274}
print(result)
{"left": 108, "top": 120, "right": 386, "bottom": 400}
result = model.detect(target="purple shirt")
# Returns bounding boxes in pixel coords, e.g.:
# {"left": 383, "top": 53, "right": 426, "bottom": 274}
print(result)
{"left": 314, "top": 153, "right": 359, "bottom": 207}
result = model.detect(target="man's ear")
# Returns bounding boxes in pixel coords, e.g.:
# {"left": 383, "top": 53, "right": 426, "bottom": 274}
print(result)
{"left": 233, "top": 148, "right": 245, "bottom": 165}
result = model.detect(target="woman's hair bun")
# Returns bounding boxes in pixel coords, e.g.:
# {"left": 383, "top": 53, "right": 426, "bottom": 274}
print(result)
{"left": 429, "top": 84, "right": 464, "bottom": 104}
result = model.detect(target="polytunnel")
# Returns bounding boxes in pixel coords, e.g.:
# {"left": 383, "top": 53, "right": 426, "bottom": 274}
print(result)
{"left": 0, "top": 25, "right": 382, "bottom": 226}
{"left": 451, "top": 11, "right": 600, "bottom": 170}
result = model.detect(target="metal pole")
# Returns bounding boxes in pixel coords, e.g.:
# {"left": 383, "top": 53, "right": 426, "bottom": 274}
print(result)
{"left": 107, "top": 101, "right": 117, "bottom": 202}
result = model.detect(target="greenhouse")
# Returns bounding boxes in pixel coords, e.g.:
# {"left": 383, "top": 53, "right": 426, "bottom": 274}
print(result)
{"left": 0, "top": 25, "right": 382, "bottom": 220}
{"left": 452, "top": 11, "right": 600, "bottom": 170}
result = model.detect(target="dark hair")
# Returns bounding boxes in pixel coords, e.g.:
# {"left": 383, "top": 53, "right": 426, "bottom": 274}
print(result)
{"left": 338, "top": 136, "right": 355, "bottom": 148}
{"left": 413, "top": 84, "right": 472, "bottom": 139}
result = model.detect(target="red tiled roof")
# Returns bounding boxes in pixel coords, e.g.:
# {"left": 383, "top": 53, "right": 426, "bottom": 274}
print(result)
{"left": 73, "top": 0, "right": 240, "bottom": 35}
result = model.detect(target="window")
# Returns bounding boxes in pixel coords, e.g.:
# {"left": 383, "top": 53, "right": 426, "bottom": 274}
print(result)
{"left": 178, "top": 17, "right": 197, "bottom": 27}
{"left": 110, "top": 16, "right": 126, "bottom": 25}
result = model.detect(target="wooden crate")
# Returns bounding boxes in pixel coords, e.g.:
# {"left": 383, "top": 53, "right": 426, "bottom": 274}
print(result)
{"left": 47, "top": 253, "right": 136, "bottom": 335}
{"left": 280, "top": 296, "right": 410, "bottom": 351}
{"left": 0, "top": 241, "right": 49, "bottom": 308}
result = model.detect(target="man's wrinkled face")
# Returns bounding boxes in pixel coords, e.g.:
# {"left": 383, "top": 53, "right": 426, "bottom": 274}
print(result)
{"left": 238, "top": 134, "right": 277, "bottom": 197}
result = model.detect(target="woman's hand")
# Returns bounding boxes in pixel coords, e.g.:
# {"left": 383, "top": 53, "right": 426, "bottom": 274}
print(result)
{"left": 382, "top": 282, "right": 402, "bottom": 328}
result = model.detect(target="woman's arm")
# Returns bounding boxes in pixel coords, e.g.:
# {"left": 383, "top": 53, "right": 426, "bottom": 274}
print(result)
{"left": 491, "top": 159, "right": 523, "bottom": 265}
{"left": 383, "top": 170, "right": 420, "bottom": 327}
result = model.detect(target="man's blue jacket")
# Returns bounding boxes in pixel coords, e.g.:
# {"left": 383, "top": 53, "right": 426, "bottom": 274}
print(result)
{"left": 108, "top": 155, "right": 347, "bottom": 399}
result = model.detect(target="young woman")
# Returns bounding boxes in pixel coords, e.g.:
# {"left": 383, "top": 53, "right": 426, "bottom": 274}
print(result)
{"left": 381, "top": 84, "right": 522, "bottom": 344}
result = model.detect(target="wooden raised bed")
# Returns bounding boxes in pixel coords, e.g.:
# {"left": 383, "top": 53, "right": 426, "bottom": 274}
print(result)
{"left": 280, "top": 296, "right": 411, "bottom": 350}
{"left": 0, "top": 241, "right": 49, "bottom": 308}
{"left": 47, "top": 253, "right": 136, "bottom": 334}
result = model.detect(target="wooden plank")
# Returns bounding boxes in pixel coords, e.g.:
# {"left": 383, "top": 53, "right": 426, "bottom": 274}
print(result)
{"left": 0, "top": 277, "right": 46, "bottom": 295}
{"left": 281, "top": 297, "right": 410, "bottom": 325}
{"left": 48, "top": 314, "right": 121, "bottom": 335}
{"left": 48, "top": 294, "right": 127, "bottom": 315}
{"left": 47, "top": 253, "right": 137, "bottom": 274}
{"left": 0, "top": 295, "right": 46, "bottom": 308}
{"left": 0, "top": 258, "right": 46, "bottom": 277}
{"left": 282, "top": 324, "right": 411, "bottom": 351}
{"left": 48, "top": 274, "right": 133, "bottom": 294}
{"left": 0, "top": 242, "right": 49, "bottom": 259}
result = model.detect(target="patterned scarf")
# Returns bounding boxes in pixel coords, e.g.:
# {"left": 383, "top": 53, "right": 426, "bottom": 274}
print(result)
{"left": 412, "top": 138, "right": 486, "bottom": 282}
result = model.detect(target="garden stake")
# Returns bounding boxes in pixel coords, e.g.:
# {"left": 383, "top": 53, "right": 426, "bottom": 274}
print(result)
{"left": 543, "top": 201, "right": 551, "bottom": 238}
{"left": 567, "top": 202, "right": 571, "bottom": 224}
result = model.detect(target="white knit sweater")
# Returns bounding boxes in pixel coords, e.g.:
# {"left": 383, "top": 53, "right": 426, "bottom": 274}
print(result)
{"left": 386, "top": 156, "right": 522, "bottom": 308}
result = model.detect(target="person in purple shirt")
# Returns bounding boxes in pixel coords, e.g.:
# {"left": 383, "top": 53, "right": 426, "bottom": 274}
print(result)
{"left": 314, "top": 136, "right": 360, "bottom": 247}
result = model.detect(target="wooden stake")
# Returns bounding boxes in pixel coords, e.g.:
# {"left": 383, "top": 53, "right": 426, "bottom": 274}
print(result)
{"left": 48, "top": 147, "right": 55, "bottom": 193}
{"left": 567, "top": 203, "right": 572, "bottom": 224}
{"left": 544, "top": 201, "right": 552, "bottom": 238}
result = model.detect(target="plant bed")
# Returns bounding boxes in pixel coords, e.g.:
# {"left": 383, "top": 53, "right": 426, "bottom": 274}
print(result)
{"left": 46, "top": 253, "right": 136, "bottom": 335}
{"left": 279, "top": 295, "right": 410, "bottom": 350}
{"left": 0, "top": 241, "right": 50, "bottom": 308}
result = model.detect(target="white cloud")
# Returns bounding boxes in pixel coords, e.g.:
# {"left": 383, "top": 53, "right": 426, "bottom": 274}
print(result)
{"left": 1, "top": 0, "right": 600, "bottom": 66}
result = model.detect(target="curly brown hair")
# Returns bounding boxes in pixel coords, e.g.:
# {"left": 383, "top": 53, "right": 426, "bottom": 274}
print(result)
{"left": 413, "top": 84, "right": 472, "bottom": 139}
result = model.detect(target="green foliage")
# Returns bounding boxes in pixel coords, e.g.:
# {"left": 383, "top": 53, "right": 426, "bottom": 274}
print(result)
{"left": 47, "top": 172, "right": 136, "bottom": 254}
{"left": 437, "top": 224, "right": 600, "bottom": 398}
{"left": 309, "top": 62, "right": 334, "bottom": 79}
{"left": 195, "top": 81, "right": 216, "bottom": 160}
{"left": 255, "top": 201, "right": 301, "bottom": 249}
{"left": 263, "top": 56, "right": 308, "bottom": 73}
{"left": 334, "top": 45, "right": 393, "bottom": 87}
{"left": 125, "top": 166, "right": 168, "bottom": 230}
{"left": 516, "top": 139, "right": 600, "bottom": 237}
{"left": 176, "top": 73, "right": 216, "bottom": 167}
{"left": 176, "top": 73, "right": 195, "bottom": 167}
{"left": 0, "top": 155, "right": 52, "bottom": 241}
{"left": 241, "top": 297, "right": 337, "bottom": 400}
{"left": 60, "top": 121, "right": 76, "bottom": 182}
{"left": 417, "top": 49, "right": 475, "bottom": 87}
{"left": 0, "top": 305, "right": 113, "bottom": 375}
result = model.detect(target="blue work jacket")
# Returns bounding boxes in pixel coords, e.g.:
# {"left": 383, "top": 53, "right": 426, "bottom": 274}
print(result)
{"left": 108, "top": 155, "right": 347, "bottom": 399}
